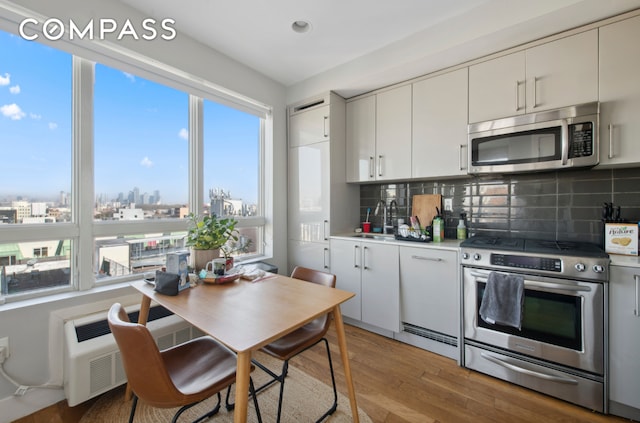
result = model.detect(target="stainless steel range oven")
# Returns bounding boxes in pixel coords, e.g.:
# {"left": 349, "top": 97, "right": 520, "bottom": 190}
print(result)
{"left": 460, "top": 237, "right": 609, "bottom": 412}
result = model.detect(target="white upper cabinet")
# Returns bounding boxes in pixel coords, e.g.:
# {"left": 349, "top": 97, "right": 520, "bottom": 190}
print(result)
{"left": 346, "top": 85, "right": 412, "bottom": 182}
{"left": 469, "top": 29, "right": 598, "bottom": 123}
{"left": 598, "top": 15, "right": 640, "bottom": 167}
{"left": 375, "top": 85, "right": 412, "bottom": 181}
{"left": 346, "top": 95, "right": 376, "bottom": 182}
{"left": 469, "top": 51, "right": 526, "bottom": 123}
{"left": 289, "top": 104, "right": 330, "bottom": 147}
{"left": 412, "top": 68, "right": 469, "bottom": 178}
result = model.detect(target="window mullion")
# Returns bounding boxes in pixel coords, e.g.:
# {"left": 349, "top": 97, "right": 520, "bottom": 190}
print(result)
{"left": 189, "top": 96, "right": 204, "bottom": 216}
{"left": 74, "top": 57, "right": 95, "bottom": 291}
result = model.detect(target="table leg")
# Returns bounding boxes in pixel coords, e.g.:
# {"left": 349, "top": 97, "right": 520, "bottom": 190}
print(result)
{"left": 234, "top": 350, "right": 251, "bottom": 423}
{"left": 125, "top": 295, "right": 152, "bottom": 401}
{"left": 332, "top": 305, "right": 360, "bottom": 423}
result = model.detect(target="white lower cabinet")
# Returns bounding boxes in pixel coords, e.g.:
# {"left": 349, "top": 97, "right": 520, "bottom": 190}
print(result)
{"left": 397, "top": 246, "right": 459, "bottom": 360}
{"left": 288, "top": 240, "right": 329, "bottom": 274}
{"left": 330, "top": 238, "right": 400, "bottom": 332}
{"left": 608, "top": 265, "right": 640, "bottom": 420}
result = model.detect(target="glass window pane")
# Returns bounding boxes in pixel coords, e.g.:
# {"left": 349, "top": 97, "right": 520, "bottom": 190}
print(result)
{"left": 94, "top": 64, "right": 189, "bottom": 221}
{"left": 0, "top": 239, "right": 71, "bottom": 296}
{"left": 203, "top": 100, "right": 260, "bottom": 218}
{"left": 0, "top": 30, "right": 72, "bottom": 224}
{"left": 95, "top": 232, "right": 188, "bottom": 279}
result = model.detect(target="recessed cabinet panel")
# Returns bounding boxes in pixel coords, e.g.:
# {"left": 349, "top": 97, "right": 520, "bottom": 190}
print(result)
{"left": 399, "top": 247, "right": 458, "bottom": 337}
{"left": 525, "top": 29, "right": 598, "bottom": 113}
{"left": 329, "top": 239, "right": 362, "bottom": 320}
{"left": 609, "top": 265, "right": 640, "bottom": 417}
{"left": 330, "top": 239, "right": 400, "bottom": 332}
{"left": 469, "top": 30, "right": 597, "bottom": 123}
{"left": 346, "top": 96, "right": 376, "bottom": 182}
{"left": 469, "top": 51, "right": 526, "bottom": 123}
{"left": 288, "top": 141, "right": 330, "bottom": 243}
{"left": 375, "top": 85, "right": 412, "bottom": 180}
{"left": 412, "top": 68, "right": 469, "bottom": 178}
{"left": 289, "top": 105, "right": 330, "bottom": 148}
{"left": 598, "top": 15, "right": 640, "bottom": 167}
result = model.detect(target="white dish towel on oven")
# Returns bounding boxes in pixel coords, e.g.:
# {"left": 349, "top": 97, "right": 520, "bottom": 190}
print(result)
{"left": 479, "top": 271, "right": 525, "bottom": 330}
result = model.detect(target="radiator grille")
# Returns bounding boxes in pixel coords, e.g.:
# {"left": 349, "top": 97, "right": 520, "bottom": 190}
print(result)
{"left": 402, "top": 322, "right": 458, "bottom": 347}
{"left": 75, "top": 305, "right": 173, "bottom": 342}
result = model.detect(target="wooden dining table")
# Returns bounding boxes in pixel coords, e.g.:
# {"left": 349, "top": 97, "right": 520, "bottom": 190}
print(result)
{"left": 130, "top": 273, "right": 359, "bottom": 423}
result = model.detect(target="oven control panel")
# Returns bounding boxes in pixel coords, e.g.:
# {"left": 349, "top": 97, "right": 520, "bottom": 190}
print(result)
{"left": 490, "top": 253, "right": 561, "bottom": 272}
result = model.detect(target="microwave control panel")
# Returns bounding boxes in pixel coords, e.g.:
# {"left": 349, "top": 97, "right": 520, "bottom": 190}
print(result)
{"left": 569, "top": 122, "right": 593, "bottom": 158}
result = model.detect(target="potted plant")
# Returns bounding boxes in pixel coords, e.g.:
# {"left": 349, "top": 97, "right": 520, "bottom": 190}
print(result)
{"left": 185, "top": 213, "right": 239, "bottom": 271}
{"left": 221, "top": 236, "right": 253, "bottom": 270}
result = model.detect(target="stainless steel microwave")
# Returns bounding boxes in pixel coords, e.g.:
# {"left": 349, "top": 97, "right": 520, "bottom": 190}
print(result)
{"left": 467, "top": 102, "right": 599, "bottom": 174}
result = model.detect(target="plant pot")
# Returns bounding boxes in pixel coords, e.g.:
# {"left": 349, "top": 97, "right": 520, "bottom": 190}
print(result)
{"left": 191, "top": 248, "right": 220, "bottom": 272}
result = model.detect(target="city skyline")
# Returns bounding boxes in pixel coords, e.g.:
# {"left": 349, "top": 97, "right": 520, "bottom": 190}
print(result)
{"left": 1, "top": 30, "right": 260, "bottom": 205}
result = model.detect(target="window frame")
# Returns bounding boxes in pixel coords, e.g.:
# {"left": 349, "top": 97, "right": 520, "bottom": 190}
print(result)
{"left": 0, "top": 19, "right": 274, "bottom": 302}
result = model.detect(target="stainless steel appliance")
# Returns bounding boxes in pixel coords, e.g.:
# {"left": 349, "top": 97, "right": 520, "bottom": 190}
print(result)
{"left": 461, "top": 236, "right": 609, "bottom": 412}
{"left": 468, "top": 102, "right": 599, "bottom": 174}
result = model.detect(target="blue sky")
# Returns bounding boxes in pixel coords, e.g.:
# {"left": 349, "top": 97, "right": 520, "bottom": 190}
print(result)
{"left": 1, "top": 30, "right": 259, "bottom": 205}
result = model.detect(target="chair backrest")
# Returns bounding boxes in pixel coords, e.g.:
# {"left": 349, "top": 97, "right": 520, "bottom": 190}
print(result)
{"left": 107, "top": 303, "right": 181, "bottom": 406}
{"left": 290, "top": 266, "right": 336, "bottom": 289}
{"left": 290, "top": 266, "right": 336, "bottom": 332}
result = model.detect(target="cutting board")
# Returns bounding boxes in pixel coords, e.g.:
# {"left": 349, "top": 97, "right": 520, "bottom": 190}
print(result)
{"left": 411, "top": 194, "right": 442, "bottom": 229}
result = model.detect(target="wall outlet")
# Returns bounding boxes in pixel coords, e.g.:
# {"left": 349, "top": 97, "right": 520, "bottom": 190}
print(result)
{"left": 0, "top": 337, "right": 8, "bottom": 361}
{"left": 444, "top": 198, "right": 453, "bottom": 212}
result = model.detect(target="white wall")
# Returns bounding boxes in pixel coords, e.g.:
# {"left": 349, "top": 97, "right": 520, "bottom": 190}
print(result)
{"left": 0, "top": 0, "right": 287, "bottom": 420}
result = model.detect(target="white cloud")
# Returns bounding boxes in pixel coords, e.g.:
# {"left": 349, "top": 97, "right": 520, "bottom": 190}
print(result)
{"left": 0, "top": 73, "right": 9, "bottom": 86}
{"left": 1, "top": 103, "right": 26, "bottom": 120}
{"left": 49, "top": 122, "right": 58, "bottom": 130}
{"left": 30, "top": 113, "right": 41, "bottom": 120}
{"left": 140, "top": 156, "right": 153, "bottom": 168}
{"left": 123, "top": 72, "right": 135, "bottom": 82}
{"left": 9, "top": 85, "right": 20, "bottom": 94}
{"left": 178, "top": 128, "right": 188, "bottom": 140}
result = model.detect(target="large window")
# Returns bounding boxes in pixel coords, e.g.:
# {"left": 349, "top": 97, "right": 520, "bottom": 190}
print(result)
{"left": 94, "top": 64, "right": 189, "bottom": 219}
{"left": 0, "top": 27, "right": 270, "bottom": 301}
{"left": 203, "top": 99, "right": 261, "bottom": 258}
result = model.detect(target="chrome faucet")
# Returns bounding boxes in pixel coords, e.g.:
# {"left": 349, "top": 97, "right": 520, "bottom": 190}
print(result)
{"left": 388, "top": 200, "right": 399, "bottom": 234}
{"left": 374, "top": 200, "right": 386, "bottom": 232}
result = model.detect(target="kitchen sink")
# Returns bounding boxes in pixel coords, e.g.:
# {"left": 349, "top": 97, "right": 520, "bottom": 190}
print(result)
{"left": 351, "top": 233, "right": 395, "bottom": 240}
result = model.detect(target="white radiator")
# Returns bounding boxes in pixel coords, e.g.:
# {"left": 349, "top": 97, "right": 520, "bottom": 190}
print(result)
{"left": 63, "top": 304, "right": 204, "bottom": 406}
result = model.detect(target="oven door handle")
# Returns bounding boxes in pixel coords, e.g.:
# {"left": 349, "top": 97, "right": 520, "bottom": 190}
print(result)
{"left": 469, "top": 272, "right": 591, "bottom": 292}
{"left": 480, "top": 352, "right": 579, "bottom": 385}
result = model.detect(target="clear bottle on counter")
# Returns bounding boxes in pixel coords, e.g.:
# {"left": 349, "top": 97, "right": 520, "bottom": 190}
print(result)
{"left": 457, "top": 213, "right": 467, "bottom": 240}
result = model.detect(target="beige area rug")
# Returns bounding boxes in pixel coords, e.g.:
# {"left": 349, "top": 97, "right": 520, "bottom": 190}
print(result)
{"left": 80, "top": 351, "right": 372, "bottom": 423}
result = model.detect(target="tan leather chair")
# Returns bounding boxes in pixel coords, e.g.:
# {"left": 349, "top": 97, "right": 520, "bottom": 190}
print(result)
{"left": 107, "top": 303, "right": 261, "bottom": 423}
{"left": 252, "top": 266, "right": 338, "bottom": 423}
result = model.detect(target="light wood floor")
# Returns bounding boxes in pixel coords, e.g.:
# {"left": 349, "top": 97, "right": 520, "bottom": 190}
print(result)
{"left": 14, "top": 323, "right": 634, "bottom": 423}
{"left": 291, "top": 324, "right": 632, "bottom": 423}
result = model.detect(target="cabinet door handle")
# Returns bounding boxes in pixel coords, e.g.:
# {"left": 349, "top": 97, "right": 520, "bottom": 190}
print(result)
{"left": 353, "top": 245, "right": 359, "bottom": 268}
{"left": 369, "top": 156, "right": 374, "bottom": 178}
{"left": 608, "top": 124, "right": 615, "bottom": 159}
{"left": 323, "top": 219, "right": 329, "bottom": 241}
{"left": 363, "top": 246, "right": 369, "bottom": 270}
{"left": 532, "top": 76, "right": 539, "bottom": 109}
{"left": 459, "top": 144, "right": 467, "bottom": 171}
{"left": 515, "top": 80, "right": 521, "bottom": 112}
{"left": 323, "top": 116, "right": 329, "bottom": 138}
{"left": 378, "top": 155, "right": 383, "bottom": 177}
{"left": 411, "top": 255, "right": 443, "bottom": 262}
{"left": 635, "top": 275, "right": 640, "bottom": 317}
{"left": 323, "top": 247, "right": 329, "bottom": 269}
{"left": 560, "top": 119, "right": 569, "bottom": 166}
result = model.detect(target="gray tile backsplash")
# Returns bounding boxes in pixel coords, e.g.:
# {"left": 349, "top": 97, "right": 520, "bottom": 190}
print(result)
{"left": 359, "top": 167, "right": 640, "bottom": 245}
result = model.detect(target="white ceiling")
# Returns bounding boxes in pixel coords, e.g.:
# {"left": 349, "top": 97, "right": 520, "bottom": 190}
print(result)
{"left": 120, "top": 0, "right": 640, "bottom": 99}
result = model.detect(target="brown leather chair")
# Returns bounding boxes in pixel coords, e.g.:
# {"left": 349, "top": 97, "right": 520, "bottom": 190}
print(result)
{"left": 252, "top": 266, "right": 338, "bottom": 423}
{"left": 107, "top": 303, "right": 261, "bottom": 423}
